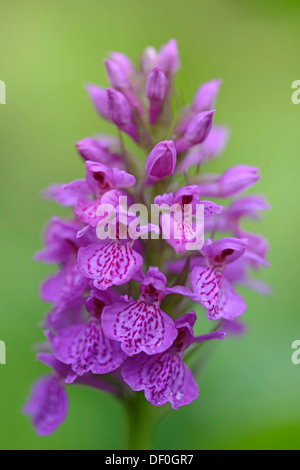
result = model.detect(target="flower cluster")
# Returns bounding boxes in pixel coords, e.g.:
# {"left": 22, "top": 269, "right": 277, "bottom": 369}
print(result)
{"left": 24, "top": 40, "right": 269, "bottom": 436}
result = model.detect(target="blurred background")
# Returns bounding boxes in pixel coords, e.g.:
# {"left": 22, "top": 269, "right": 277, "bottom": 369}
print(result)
{"left": 0, "top": 0, "right": 299, "bottom": 450}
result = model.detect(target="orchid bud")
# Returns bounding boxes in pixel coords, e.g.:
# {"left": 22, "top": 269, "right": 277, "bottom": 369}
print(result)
{"left": 85, "top": 83, "right": 110, "bottom": 120}
{"left": 109, "top": 51, "right": 134, "bottom": 77}
{"left": 192, "top": 79, "right": 222, "bottom": 112}
{"left": 175, "top": 110, "right": 215, "bottom": 153}
{"left": 145, "top": 140, "right": 176, "bottom": 182}
{"left": 198, "top": 165, "right": 260, "bottom": 197}
{"left": 76, "top": 137, "right": 123, "bottom": 168}
{"left": 145, "top": 66, "right": 167, "bottom": 124}
{"left": 106, "top": 88, "right": 138, "bottom": 141}
{"left": 141, "top": 46, "right": 158, "bottom": 74}
{"left": 104, "top": 59, "right": 129, "bottom": 90}
{"left": 158, "top": 39, "right": 179, "bottom": 74}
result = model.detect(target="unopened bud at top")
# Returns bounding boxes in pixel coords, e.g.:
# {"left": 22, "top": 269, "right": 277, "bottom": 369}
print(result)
{"left": 109, "top": 52, "right": 134, "bottom": 77}
{"left": 158, "top": 39, "right": 180, "bottom": 75}
{"left": 145, "top": 66, "right": 167, "bottom": 124}
{"left": 104, "top": 59, "right": 129, "bottom": 91}
{"left": 146, "top": 66, "right": 167, "bottom": 101}
{"left": 141, "top": 46, "right": 158, "bottom": 74}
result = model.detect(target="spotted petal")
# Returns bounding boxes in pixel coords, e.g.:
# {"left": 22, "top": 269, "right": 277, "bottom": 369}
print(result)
{"left": 191, "top": 265, "right": 246, "bottom": 320}
{"left": 23, "top": 375, "right": 68, "bottom": 436}
{"left": 52, "top": 321, "right": 126, "bottom": 376}
{"left": 122, "top": 351, "right": 198, "bottom": 409}
{"left": 161, "top": 212, "right": 204, "bottom": 253}
{"left": 77, "top": 242, "right": 143, "bottom": 290}
{"left": 102, "top": 299, "right": 177, "bottom": 355}
{"left": 40, "top": 262, "right": 89, "bottom": 313}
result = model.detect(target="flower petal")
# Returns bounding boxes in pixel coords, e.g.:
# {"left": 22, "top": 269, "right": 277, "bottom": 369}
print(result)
{"left": 191, "top": 265, "right": 246, "bottom": 320}
{"left": 77, "top": 242, "right": 143, "bottom": 290}
{"left": 122, "top": 352, "right": 198, "bottom": 409}
{"left": 52, "top": 322, "right": 126, "bottom": 375}
{"left": 43, "top": 180, "right": 90, "bottom": 207}
{"left": 23, "top": 375, "right": 68, "bottom": 436}
{"left": 102, "top": 299, "right": 177, "bottom": 355}
{"left": 40, "top": 262, "right": 88, "bottom": 312}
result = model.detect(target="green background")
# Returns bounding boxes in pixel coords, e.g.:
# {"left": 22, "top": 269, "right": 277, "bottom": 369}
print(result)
{"left": 0, "top": 0, "right": 299, "bottom": 450}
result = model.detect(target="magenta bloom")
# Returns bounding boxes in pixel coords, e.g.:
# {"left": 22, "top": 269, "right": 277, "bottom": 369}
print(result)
{"left": 177, "top": 126, "right": 229, "bottom": 173}
{"left": 78, "top": 241, "right": 143, "bottom": 290}
{"left": 145, "top": 66, "right": 167, "bottom": 124}
{"left": 23, "top": 374, "right": 68, "bottom": 436}
{"left": 51, "top": 291, "right": 126, "bottom": 377}
{"left": 191, "top": 238, "right": 248, "bottom": 320}
{"left": 26, "top": 39, "right": 269, "bottom": 437}
{"left": 175, "top": 110, "right": 215, "bottom": 153}
{"left": 101, "top": 267, "right": 183, "bottom": 355}
{"left": 154, "top": 185, "right": 222, "bottom": 253}
{"left": 122, "top": 312, "right": 225, "bottom": 409}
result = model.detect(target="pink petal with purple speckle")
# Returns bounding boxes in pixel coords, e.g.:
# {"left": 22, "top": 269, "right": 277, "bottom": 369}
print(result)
{"left": 102, "top": 299, "right": 177, "bottom": 355}
{"left": 77, "top": 242, "right": 143, "bottom": 290}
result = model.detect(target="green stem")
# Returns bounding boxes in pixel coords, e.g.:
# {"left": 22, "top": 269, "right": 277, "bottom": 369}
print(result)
{"left": 125, "top": 392, "right": 158, "bottom": 450}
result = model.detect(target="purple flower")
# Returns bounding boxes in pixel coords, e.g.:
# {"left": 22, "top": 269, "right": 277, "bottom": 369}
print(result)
{"left": 85, "top": 84, "right": 111, "bottom": 121}
{"left": 191, "top": 238, "right": 248, "bottom": 320}
{"left": 158, "top": 39, "right": 180, "bottom": 75}
{"left": 175, "top": 110, "right": 215, "bottom": 154}
{"left": 204, "top": 194, "right": 270, "bottom": 259}
{"left": 34, "top": 217, "right": 82, "bottom": 264}
{"left": 140, "top": 47, "right": 158, "bottom": 74}
{"left": 145, "top": 140, "right": 176, "bottom": 183}
{"left": 105, "top": 59, "right": 142, "bottom": 113}
{"left": 224, "top": 249, "right": 271, "bottom": 295}
{"left": 107, "top": 88, "right": 138, "bottom": 141}
{"left": 176, "top": 79, "right": 221, "bottom": 135}
{"left": 51, "top": 291, "right": 127, "bottom": 377}
{"left": 177, "top": 126, "right": 229, "bottom": 173}
{"left": 77, "top": 241, "right": 143, "bottom": 290}
{"left": 101, "top": 267, "right": 192, "bottom": 356}
{"left": 76, "top": 136, "right": 124, "bottom": 168}
{"left": 75, "top": 189, "right": 121, "bottom": 229}
{"left": 85, "top": 160, "right": 135, "bottom": 197}
{"left": 122, "top": 311, "right": 226, "bottom": 409}
{"left": 192, "top": 79, "right": 222, "bottom": 113}
{"left": 28, "top": 40, "right": 270, "bottom": 435}
{"left": 105, "top": 58, "right": 130, "bottom": 91}
{"left": 146, "top": 66, "right": 167, "bottom": 124}
{"left": 23, "top": 374, "right": 68, "bottom": 436}
{"left": 44, "top": 180, "right": 90, "bottom": 207}
{"left": 197, "top": 165, "right": 260, "bottom": 197}
{"left": 40, "top": 260, "right": 89, "bottom": 315}
{"left": 154, "top": 185, "right": 222, "bottom": 253}
{"left": 108, "top": 51, "right": 134, "bottom": 78}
